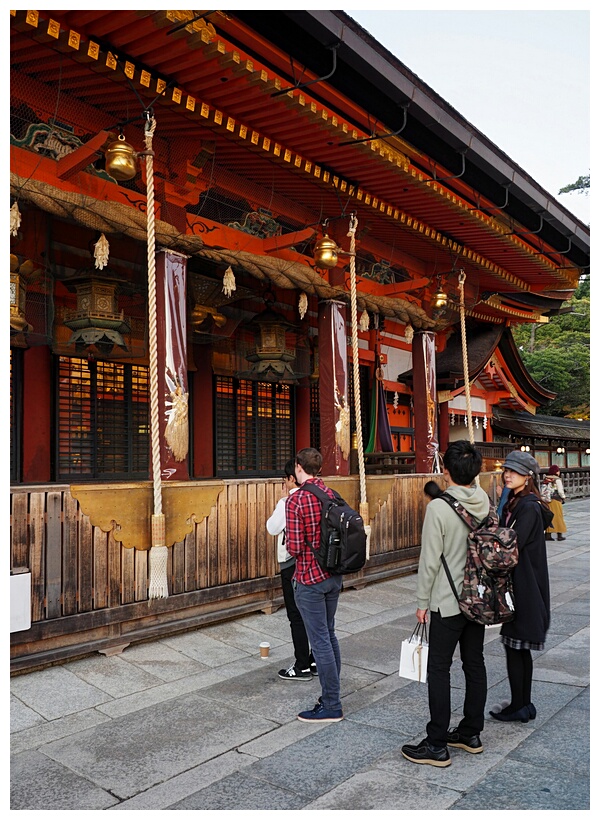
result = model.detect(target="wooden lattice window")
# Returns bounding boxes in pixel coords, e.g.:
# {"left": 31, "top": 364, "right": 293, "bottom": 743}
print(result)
{"left": 56, "top": 357, "right": 149, "bottom": 480}
{"left": 215, "top": 376, "right": 294, "bottom": 476}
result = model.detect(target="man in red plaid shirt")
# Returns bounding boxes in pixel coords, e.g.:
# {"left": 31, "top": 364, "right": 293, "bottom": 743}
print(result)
{"left": 285, "top": 447, "right": 344, "bottom": 722}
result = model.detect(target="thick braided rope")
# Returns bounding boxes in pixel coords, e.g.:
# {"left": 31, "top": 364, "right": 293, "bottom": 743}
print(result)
{"left": 347, "top": 215, "right": 371, "bottom": 556}
{"left": 458, "top": 270, "right": 475, "bottom": 445}
{"left": 145, "top": 117, "right": 161, "bottom": 517}
{"left": 145, "top": 117, "right": 169, "bottom": 599}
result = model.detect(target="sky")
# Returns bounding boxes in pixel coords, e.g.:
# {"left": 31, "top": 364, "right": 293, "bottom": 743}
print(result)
{"left": 343, "top": 5, "right": 591, "bottom": 226}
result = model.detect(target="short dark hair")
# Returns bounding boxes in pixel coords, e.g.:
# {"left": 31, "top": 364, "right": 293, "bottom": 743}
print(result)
{"left": 296, "top": 447, "right": 322, "bottom": 477}
{"left": 443, "top": 440, "right": 482, "bottom": 486}
{"left": 283, "top": 459, "right": 296, "bottom": 481}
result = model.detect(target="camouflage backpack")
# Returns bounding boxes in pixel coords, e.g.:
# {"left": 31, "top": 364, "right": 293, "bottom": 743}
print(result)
{"left": 439, "top": 492, "right": 518, "bottom": 626}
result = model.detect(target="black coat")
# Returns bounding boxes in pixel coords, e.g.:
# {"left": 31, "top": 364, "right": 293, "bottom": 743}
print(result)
{"left": 500, "top": 493, "right": 552, "bottom": 645}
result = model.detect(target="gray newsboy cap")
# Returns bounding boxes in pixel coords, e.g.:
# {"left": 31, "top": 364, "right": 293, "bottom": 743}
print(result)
{"left": 501, "top": 451, "right": 539, "bottom": 476}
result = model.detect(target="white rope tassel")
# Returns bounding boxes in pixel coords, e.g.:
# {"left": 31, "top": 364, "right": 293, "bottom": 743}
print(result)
{"left": 359, "top": 309, "right": 370, "bottom": 332}
{"left": 144, "top": 115, "right": 169, "bottom": 600}
{"left": 347, "top": 214, "right": 371, "bottom": 559}
{"left": 148, "top": 545, "right": 169, "bottom": 599}
{"left": 298, "top": 291, "right": 308, "bottom": 319}
{"left": 10, "top": 201, "right": 21, "bottom": 236}
{"left": 222, "top": 265, "right": 236, "bottom": 297}
{"left": 93, "top": 233, "right": 110, "bottom": 269}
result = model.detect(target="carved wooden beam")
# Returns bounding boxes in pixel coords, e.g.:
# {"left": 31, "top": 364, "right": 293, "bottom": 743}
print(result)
{"left": 56, "top": 130, "right": 112, "bottom": 180}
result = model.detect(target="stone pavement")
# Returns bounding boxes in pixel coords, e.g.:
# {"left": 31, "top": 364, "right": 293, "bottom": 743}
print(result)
{"left": 10, "top": 499, "right": 590, "bottom": 811}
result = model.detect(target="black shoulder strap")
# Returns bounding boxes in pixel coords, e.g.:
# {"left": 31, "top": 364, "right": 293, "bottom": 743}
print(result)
{"left": 300, "top": 483, "right": 341, "bottom": 504}
{"left": 440, "top": 554, "right": 460, "bottom": 603}
{"left": 439, "top": 492, "right": 479, "bottom": 531}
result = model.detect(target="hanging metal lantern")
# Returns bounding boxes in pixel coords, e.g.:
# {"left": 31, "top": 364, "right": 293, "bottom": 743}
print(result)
{"left": 105, "top": 134, "right": 138, "bottom": 181}
{"left": 313, "top": 232, "right": 339, "bottom": 269}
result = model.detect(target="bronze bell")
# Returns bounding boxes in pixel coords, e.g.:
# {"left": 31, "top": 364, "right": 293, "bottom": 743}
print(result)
{"left": 313, "top": 233, "right": 339, "bottom": 269}
{"left": 105, "top": 134, "right": 138, "bottom": 181}
{"left": 431, "top": 288, "right": 448, "bottom": 310}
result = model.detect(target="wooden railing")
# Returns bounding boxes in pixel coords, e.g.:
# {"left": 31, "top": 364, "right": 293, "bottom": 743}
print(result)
{"left": 11, "top": 468, "right": 583, "bottom": 673}
{"left": 10, "top": 473, "right": 446, "bottom": 673}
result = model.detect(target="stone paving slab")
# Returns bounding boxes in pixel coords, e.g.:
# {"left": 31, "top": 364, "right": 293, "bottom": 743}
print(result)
{"left": 222, "top": 719, "right": 408, "bottom": 803}
{"left": 304, "top": 767, "right": 460, "bottom": 811}
{"left": 508, "top": 687, "right": 590, "bottom": 776}
{"left": 10, "top": 707, "right": 112, "bottom": 756}
{"left": 114, "top": 640, "right": 210, "bottom": 682}
{"left": 66, "top": 653, "right": 166, "bottom": 697}
{"left": 450, "top": 757, "right": 589, "bottom": 811}
{"left": 10, "top": 693, "right": 46, "bottom": 733}
{"left": 169, "top": 769, "right": 308, "bottom": 810}
{"left": 41, "top": 692, "right": 278, "bottom": 800}
{"left": 111, "top": 750, "right": 259, "bottom": 811}
{"left": 11, "top": 665, "right": 113, "bottom": 720}
{"left": 533, "top": 626, "right": 590, "bottom": 686}
{"left": 11, "top": 749, "right": 118, "bottom": 811}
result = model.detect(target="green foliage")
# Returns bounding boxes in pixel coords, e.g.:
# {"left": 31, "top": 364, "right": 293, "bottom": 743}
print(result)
{"left": 558, "top": 174, "right": 590, "bottom": 195}
{"left": 511, "top": 293, "right": 590, "bottom": 418}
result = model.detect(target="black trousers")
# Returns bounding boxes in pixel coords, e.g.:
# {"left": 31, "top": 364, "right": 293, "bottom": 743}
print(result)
{"left": 280, "top": 563, "right": 311, "bottom": 670}
{"left": 426, "top": 610, "right": 487, "bottom": 747}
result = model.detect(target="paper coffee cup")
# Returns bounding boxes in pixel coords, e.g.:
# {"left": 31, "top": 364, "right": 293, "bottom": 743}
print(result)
{"left": 259, "top": 641, "right": 270, "bottom": 659}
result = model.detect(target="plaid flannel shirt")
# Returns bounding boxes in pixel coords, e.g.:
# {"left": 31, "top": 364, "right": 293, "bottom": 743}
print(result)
{"left": 285, "top": 477, "right": 335, "bottom": 585}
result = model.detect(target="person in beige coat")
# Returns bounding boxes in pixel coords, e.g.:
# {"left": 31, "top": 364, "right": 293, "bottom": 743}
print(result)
{"left": 541, "top": 464, "right": 567, "bottom": 541}
{"left": 402, "top": 440, "right": 490, "bottom": 768}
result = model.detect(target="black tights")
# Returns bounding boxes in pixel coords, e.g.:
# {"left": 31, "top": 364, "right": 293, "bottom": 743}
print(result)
{"left": 504, "top": 645, "right": 533, "bottom": 710}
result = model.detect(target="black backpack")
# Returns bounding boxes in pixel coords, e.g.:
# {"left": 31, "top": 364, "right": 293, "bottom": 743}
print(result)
{"left": 438, "top": 492, "right": 518, "bottom": 626}
{"left": 300, "top": 483, "right": 367, "bottom": 575}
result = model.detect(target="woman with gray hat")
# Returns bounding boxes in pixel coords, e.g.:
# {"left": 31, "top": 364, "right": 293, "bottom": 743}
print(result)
{"left": 490, "top": 450, "right": 553, "bottom": 724}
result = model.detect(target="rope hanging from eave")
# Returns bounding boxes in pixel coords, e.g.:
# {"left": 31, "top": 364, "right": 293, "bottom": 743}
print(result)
{"left": 143, "top": 116, "right": 169, "bottom": 600}
{"left": 347, "top": 214, "right": 372, "bottom": 559}
{"left": 458, "top": 269, "right": 476, "bottom": 445}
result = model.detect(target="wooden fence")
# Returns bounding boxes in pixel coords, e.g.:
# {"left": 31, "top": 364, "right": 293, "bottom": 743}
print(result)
{"left": 12, "top": 469, "right": 580, "bottom": 674}
{"left": 10, "top": 473, "right": 446, "bottom": 673}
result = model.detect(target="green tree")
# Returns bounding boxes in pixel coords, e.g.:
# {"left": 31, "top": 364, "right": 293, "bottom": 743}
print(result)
{"left": 511, "top": 292, "right": 590, "bottom": 419}
{"left": 558, "top": 174, "right": 590, "bottom": 195}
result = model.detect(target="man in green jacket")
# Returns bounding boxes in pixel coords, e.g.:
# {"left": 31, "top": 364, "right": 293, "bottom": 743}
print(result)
{"left": 402, "top": 440, "right": 490, "bottom": 768}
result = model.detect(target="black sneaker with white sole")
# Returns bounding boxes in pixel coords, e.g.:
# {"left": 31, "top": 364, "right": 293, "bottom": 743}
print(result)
{"left": 310, "top": 661, "right": 318, "bottom": 676}
{"left": 401, "top": 738, "right": 451, "bottom": 767}
{"left": 278, "top": 664, "right": 312, "bottom": 681}
{"left": 446, "top": 728, "right": 483, "bottom": 754}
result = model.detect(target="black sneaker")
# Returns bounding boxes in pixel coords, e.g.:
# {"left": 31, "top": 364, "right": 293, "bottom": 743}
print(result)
{"left": 447, "top": 728, "right": 483, "bottom": 754}
{"left": 310, "top": 661, "right": 318, "bottom": 676}
{"left": 401, "top": 738, "right": 451, "bottom": 767}
{"left": 297, "top": 702, "right": 343, "bottom": 723}
{"left": 278, "top": 664, "right": 312, "bottom": 681}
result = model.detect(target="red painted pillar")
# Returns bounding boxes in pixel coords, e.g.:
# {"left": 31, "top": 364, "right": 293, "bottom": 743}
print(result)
{"left": 21, "top": 346, "right": 52, "bottom": 483}
{"left": 156, "top": 250, "right": 189, "bottom": 481}
{"left": 318, "top": 300, "right": 349, "bottom": 477}
{"left": 191, "top": 344, "right": 214, "bottom": 477}
{"left": 412, "top": 330, "right": 440, "bottom": 473}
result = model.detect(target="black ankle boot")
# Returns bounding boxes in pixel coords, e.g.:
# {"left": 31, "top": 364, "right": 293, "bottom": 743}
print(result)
{"left": 545, "top": 533, "right": 554, "bottom": 541}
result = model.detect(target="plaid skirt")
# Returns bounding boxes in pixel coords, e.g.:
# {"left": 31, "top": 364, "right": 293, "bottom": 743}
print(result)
{"left": 501, "top": 634, "right": 544, "bottom": 651}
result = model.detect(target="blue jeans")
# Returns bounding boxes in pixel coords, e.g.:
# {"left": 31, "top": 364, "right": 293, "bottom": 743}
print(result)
{"left": 294, "top": 575, "right": 343, "bottom": 711}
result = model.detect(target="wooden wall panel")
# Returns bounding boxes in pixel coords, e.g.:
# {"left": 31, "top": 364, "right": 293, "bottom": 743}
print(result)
{"left": 45, "top": 491, "right": 62, "bottom": 619}
{"left": 62, "top": 492, "right": 79, "bottom": 615}
{"left": 10, "top": 492, "right": 29, "bottom": 571}
{"left": 29, "top": 492, "right": 45, "bottom": 622}
{"left": 92, "top": 527, "right": 108, "bottom": 610}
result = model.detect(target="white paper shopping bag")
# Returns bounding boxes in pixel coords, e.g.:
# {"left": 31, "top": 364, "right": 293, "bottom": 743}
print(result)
{"left": 399, "top": 623, "right": 429, "bottom": 683}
